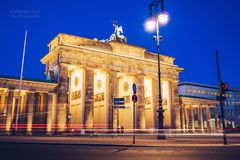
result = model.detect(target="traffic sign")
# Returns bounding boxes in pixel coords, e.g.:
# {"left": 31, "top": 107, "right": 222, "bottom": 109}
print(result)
{"left": 132, "top": 95, "right": 138, "bottom": 103}
{"left": 114, "top": 105, "right": 125, "bottom": 109}
{"left": 132, "top": 83, "right": 137, "bottom": 94}
{"left": 113, "top": 98, "right": 125, "bottom": 105}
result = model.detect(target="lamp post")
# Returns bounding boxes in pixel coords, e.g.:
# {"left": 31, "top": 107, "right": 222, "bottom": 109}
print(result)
{"left": 145, "top": 0, "right": 169, "bottom": 139}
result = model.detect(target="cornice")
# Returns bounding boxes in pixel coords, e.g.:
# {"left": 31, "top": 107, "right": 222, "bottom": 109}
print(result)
{"left": 0, "top": 78, "right": 57, "bottom": 92}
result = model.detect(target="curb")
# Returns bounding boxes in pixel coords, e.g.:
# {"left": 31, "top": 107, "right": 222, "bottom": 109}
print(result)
{"left": 1, "top": 140, "right": 239, "bottom": 147}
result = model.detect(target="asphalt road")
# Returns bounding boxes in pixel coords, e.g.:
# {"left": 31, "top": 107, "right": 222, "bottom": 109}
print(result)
{"left": 1, "top": 142, "right": 240, "bottom": 160}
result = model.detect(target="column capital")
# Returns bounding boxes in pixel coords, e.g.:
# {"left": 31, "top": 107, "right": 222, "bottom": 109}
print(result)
{"left": 83, "top": 66, "right": 95, "bottom": 71}
{"left": 26, "top": 90, "right": 36, "bottom": 94}
{"left": 7, "top": 88, "right": 15, "bottom": 92}
{"left": 59, "top": 62, "right": 69, "bottom": 66}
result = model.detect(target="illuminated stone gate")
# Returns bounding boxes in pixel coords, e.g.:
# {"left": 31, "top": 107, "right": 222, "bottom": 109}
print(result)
{"left": 41, "top": 33, "right": 183, "bottom": 132}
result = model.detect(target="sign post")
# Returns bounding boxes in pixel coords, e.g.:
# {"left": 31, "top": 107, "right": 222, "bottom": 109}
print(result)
{"left": 112, "top": 97, "right": 125, "bottom": 133}
{"left": 132, "top": 83, "right": 137, "bottom": 144}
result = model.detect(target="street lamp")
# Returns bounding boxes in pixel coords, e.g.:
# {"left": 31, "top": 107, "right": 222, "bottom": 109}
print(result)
{"left": 145, "top": 0, "right": 169, "bottom": 139}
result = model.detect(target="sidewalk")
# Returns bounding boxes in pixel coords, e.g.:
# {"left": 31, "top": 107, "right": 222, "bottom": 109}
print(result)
{"left": 1, "top": 135, "right": 240, "bottom": 147}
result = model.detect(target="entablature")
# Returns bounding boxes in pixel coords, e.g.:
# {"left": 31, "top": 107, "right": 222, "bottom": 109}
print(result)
{"left": 42, "top": 33, "right": 183, "bottom": 69}
{"left": 180, "top": 97, "right": 218, "bottom": 106}
{"left": 0, "top": 77, "right": 57, "bottom": 93}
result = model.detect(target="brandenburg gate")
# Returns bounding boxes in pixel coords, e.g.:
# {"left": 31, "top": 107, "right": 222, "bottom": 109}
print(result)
{"left": 41, "top": 32, "right": 183, "bottom": 132}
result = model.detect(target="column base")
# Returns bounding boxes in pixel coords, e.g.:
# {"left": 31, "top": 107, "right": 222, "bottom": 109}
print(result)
{"left": 5, "top": 131, "right": 11, "bottom": 136}
{"left": 26, "top": 131, "right": 33, "bottom": 136}
{"left": 46, "top": 132, "right": 53, "bottom": 136}
{"left": 157, "top": 134, "right": 166, "bottom": 140}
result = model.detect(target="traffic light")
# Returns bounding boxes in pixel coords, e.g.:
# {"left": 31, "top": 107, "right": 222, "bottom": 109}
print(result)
{"left": 221, "top": 82, "right": 228, "bottom": 93}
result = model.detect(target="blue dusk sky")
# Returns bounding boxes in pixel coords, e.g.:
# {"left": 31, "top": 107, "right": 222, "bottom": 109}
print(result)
{"left": 0, "top": 0, "right": 240, "bottom": 88}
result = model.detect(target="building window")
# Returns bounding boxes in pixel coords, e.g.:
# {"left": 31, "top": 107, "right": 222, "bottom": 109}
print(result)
{"left": 210, "top": 108, "right": 215, "bottom": 119}
{"left": 202, "top": 108, "right": 206, "bottom": 121}
{"left": 206, "top": 91, "right": 209, "bottom": 95}
{"left": 202, "top": 90, "right": 205, "bottom": 94}
{"left": 194, "top": 108, "right": 198, "bottom": 120}
{"left": 214, "top": 92, "right": 217, "bottom": 96}
{"left": 188, "top": 88, "right": 192, "bottom": 93}
{"left": 193, "top": 89, "right": 196, "bottom": 93}
{"left": 198, "top": 90, "right": 201, "bottom": 94}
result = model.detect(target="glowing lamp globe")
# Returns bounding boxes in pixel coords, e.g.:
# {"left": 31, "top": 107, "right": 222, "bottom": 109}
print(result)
{"left": 158, "top": 13, "right": 169, "bottom": 25}
{"left": 145, "top": 19, "right": 156, "bottom": 32}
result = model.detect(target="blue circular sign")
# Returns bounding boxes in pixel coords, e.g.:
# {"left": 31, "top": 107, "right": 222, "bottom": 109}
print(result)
{"left": 132, "top": 83, "right": 137, "bottom": 94}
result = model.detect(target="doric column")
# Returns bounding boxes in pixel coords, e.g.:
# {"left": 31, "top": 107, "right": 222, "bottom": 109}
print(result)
{"left": 180, "top": 104, "right": 186, "bottom": 132}
{"left": 26, "top": 92, "right": 35, "bottom": 134}
{"left": 214, "top": 106, "right": 219, "bottom": 130}
{"left": 135, "top": 74, "right": 145, "bottom": 129}
{"left": 190, "top": 106, "right": 195, "bottom": 132}
{"left": 184, "top": 106, "right": 189, "bottom": 132}
{"left": 5, "top": 89, "right": 14, "bottom": 132}
{"left": 174, "top": 106, "right": 181, "bottom": 129}
{"left": 107, "top": 70, "right": 117, "bottom": 130}
{"left": 205, "top": 106, "right": 211, "bottom": 131}
{"left": 18, "top": 94, "right": 25, "bottom": 127}
{"left": 57, "top": 63, "right": 68, "bottom": 132}
{"left": 171, "top": 81, "right": 181, "bottom": 129}
{"left": 0, "top": 94, "right": 6, "bottom": 114}
{"left": 83, "top": 68, "right": 94, "bottom": 128}
{"left": 38, "top": 93, "right": 47, "bottom": 132}
{"left": 199, "top": 105, "right": 204, "bottom": 132}
{"left": 42, "top": 93, "right": 49, "bottom": 133}
{"left": 0, "top": 94, "right": 6, "bottom": 131}
{"left": 46, "top": 93, "right": 53, "bottom": 134}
